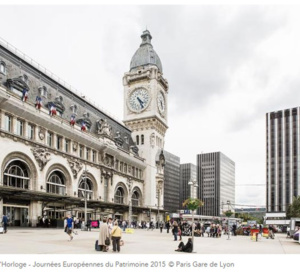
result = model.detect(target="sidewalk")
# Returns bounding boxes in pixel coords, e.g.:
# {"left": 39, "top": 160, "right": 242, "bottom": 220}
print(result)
{"left": 0, "top": 227, "right": 299, "bottom": 254}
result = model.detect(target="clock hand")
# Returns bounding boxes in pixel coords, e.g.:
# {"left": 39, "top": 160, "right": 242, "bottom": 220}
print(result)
{"left": 137, "top": 97, "right": 144, "bottom": 108}
{"left": 160, "top": 100, "right": 163, "bottom": 109}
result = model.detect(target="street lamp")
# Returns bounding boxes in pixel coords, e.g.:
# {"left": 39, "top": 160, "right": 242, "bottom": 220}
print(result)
{"left": 227, "top": 200, "right": 230, "bottom": 240}
{"left": 84, "top": 164, "right": 87, "bottom": 231}
{"left": 188, "top": 181, "right": 197, "bottom": 251}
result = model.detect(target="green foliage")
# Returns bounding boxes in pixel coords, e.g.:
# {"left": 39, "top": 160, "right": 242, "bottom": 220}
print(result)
{"left": 286, "top": 196, "right": 300, "bottom": 219}
{"left": 224, "top": 210, "right": 233, "bottom": 217}
{"left": 182, "top": 198, "right": 204, "bottom": 211}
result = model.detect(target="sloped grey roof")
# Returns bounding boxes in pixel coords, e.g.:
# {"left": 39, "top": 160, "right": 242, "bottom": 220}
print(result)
{"left": 130, "top": 30, "right": 163, "bottom": 73}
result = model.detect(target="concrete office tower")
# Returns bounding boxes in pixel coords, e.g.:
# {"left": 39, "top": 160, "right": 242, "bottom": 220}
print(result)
{"left": 163, "top": 150, "right": 180, "bottom": 215}
{"left": 197, "top": 152, "right": 235, "bottom": 216}
{"left": 266, "top": 108, "right": 300, "bottom": 213}
{"left": 180, "top": 163, "right": 197, "bottom": 209}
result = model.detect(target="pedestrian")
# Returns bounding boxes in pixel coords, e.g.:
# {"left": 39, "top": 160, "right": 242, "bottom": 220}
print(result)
{"left": 172, "top": 221, "right": 179, "bottom": 241}
{"left": 159, "top": 221, "right": 164, "bottom": 233}
{"left": 98, "top": 218, "right": 110, "bottom": 252}
{"left": 87, "top": 218, "right": 92, "bottom": 231}
{"left": 108, "top": 218, "right": 113, "bottom": 236}
{"left": 111, "top": 220, "right": 122, "bottom": 252}
{"left": 2, "top": 214, "right": 8, "bottom": 233}
{"left": 175, "top": 238, "right": 193, "bottom": 253}
{"left": 122, "top": 220, "right": 126, "bottom": 231}
{"left": 65, "top": 214, "right": 74, "bottom": 241}
{"left": 178, "top": 227, "right": 182, "bottom": 241}
{"left": 166, "top": 221, "right": 170, "bottom": 233}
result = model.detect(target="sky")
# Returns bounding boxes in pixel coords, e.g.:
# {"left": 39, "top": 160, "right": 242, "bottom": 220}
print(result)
{"left": 1, "top": 4, "right": 299, "bottom": 208}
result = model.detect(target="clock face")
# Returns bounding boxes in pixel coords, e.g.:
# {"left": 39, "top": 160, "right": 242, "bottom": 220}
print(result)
{"left": 157, "top": 91, "right": 166, "bottom": 116}
{"left": 128, "top": 88, "right": 150, "bottom": 112}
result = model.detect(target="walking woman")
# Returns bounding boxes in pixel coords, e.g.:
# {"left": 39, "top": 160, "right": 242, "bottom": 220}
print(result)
{"left": 111, "top": 220, "right": 122, "bottom": 252}
{"left": 172, "top": 221, "right": 179, "bottom": 241}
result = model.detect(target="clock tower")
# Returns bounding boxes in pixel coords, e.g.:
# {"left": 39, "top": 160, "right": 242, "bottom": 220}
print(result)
{"left": 123, "top": 30, "right": 168, "bottom": 215}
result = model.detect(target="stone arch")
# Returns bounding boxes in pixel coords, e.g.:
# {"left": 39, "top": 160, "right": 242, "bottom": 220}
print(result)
{"left": 1, "top": 152, "right": 38, "bottom": 191}
{"left": 77, "top": 172, "right": 98, "bottom": 200}
{"left": 45, "top": 164, "right": 72, "bottom": 196}
{"left": 114, "top": 182, "right": 129, "bottom": 204}
{"left": 131, "top": 186, "right": 143, "bottom": 206}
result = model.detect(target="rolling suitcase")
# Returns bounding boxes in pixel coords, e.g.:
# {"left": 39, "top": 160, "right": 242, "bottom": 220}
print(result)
{"left": 95, "top": 240, "right": 102, "bottom": 251}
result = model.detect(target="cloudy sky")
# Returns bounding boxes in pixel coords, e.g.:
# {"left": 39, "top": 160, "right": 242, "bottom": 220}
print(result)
{"left": 1, "top": 4, "right": 299, "bottom": 208}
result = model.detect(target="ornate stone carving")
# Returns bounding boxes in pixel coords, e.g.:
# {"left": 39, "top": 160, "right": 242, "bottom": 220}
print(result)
{"left": 97, "top": 119, "right": 112, "bottom": 137}
{"left": 73, "top": 142, "right": 78, "bottom": 151}
{"left": 38, "top": 128, "right": 45, "bottom": 140}
{"left": 67, "top": 159, "right": 83, "bottom": 178}
{"left": 100, "top": 152, "right": 114, "bottom": 168}
{"left": 31, "top": 148, "right": 51, "bottom": 171}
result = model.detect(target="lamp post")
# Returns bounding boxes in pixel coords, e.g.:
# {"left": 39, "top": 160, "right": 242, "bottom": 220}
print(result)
{"left": 227, "top": 200, "right": 230, "bottom": 240}
{"left": 188, "top": 181, "right": 195, "bottom": 250}
{"left": 84, "top": 164, "right": 87, "bottom": 231}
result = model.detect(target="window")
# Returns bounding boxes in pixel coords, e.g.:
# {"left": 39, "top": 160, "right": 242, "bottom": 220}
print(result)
{"left": 27, "top": 124, "right": 35, "bottom": 140}
{"left": 124, "top": 164, "right": 127, "bottom": 173}
{"left": 115, "top": 160, "right": 119, "bottom": 170}
{"left": 4, "top": 114, "right": 12, "bottom": 132}
{"left": 141, "top": 134, "right": 144, "bottom": 145}
{"left": 114, "top": 187, "right": 124, "bottom": 204}
{"left": 132, "top": 191, "right": 139, "bottom": 206}
{"left": 16, "top": 119, "right": 24, "bottom": 136}
{"left": 79, "top": 145, "right": 83, "bottom": 158}
{"left": 78, "top": 177, "right": 93, "bottom": 200}
{"left": 65, "top": 139, "right": 70, "bottom": 153}
{"left": 47, "top": 132, "right": 53, "bottom": 147}
{"left": 3, "top": 160, "right": 30, "bottom": 189}
{"left": 56, "top": 135, "right": 62, "bottom": 150}
{"left": 47, "top": 171, "right": 65, "bottom": 195}
{"left": 39, "top": 86, "right": 48, "bottom": 98}
{"left": 92, "top": 151, "right": 96, "bottom": 163}
{"left": 136, "top": 135, "right": 139, "bottom": 145}
{"left": 120, "top": 162, "right": 123, "bottom": 172}
{"left": 86, "top": 148, "right": 90, "bottom": 160}
{"left": 0, "top": 61, "right": 6, "bottom": 75}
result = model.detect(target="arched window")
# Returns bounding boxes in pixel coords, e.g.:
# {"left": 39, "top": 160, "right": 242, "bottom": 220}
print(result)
{"left": 132, "top": 191, "right": 139, "bottom": 206}
{"left": 3, "top": 160, "right": 30, "bottom": 189}
{"left": 47, "top": 171, "right": 66, "bottom": 195}
{"left": 0, "top": 61, "right": 6, "bottom": 74}
{"left": 78, "top": 177, "right": 93, "bottom": 200}
{"left": 141, "top": 134, "right": 144, "bottom": 145}
{"left": 114, "top": 187, "right": 124, "bottom": 204}
{"left": 136, "top": 135, "right": 139, "bottom": 145}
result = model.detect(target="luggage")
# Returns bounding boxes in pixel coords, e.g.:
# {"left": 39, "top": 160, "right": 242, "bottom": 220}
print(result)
{"left": 0, "top": 227, "right": 4, "bottom": 234}
{"left": 95, "top": 240, "right": 102, "bottom": 251}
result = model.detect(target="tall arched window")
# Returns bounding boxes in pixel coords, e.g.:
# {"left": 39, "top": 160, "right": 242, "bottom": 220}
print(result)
{"left": 132, "top": 191, "right": 139, "bottom": 206}
{"left": 0, "top": 61, "right": 6, "bottom": 74}
{"left": 78, "top": 177, "right": 93, "bottom": 200}
{"left": 47, "top": 171, "right": 66, "bottom": 195}
{"left": 114, "top": 187, "right": 124, "bottom": 204}
{"left": 136, "top": 135, "right": 139, "bottom": 145}
{"left": 3, "top": 160, "right": 30, "bottom": 189}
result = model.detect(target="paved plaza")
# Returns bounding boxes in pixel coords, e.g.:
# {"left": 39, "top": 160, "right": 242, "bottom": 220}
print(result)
{"left": 0, "top": 227, "right": 300, "bottom": 254}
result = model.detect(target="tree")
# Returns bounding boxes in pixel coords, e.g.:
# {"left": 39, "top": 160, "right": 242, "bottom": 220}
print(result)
{"left": 224, "top": 210, "right": 233, "bottom": 217}
{"left": 286, "top": 196, "right": 300, "bottom": 218}
{"left": 182, "top": 198, "right": 204, "bottom": 211}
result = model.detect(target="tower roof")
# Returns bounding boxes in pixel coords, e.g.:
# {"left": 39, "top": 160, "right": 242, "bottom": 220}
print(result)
{"left": 130, "top": 30, "right": 163, "bottom": 73}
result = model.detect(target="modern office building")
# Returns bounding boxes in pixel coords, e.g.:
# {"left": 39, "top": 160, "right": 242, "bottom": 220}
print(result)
{"left": 197, "top": 152, "right": 235, "bottom": 217}
{"left": 179, "top": 163, "right": 197, "bottom": 210}
{"left": 163, "top": 150, "right": 180, "bottom": 215}
{"left": 0, "top": 30, "right": 168, "bottom": 227}
{"left": 266, "top": 108, "right": 300, "bottom": 214}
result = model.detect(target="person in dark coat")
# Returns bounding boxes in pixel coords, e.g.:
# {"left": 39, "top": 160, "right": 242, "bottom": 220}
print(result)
{"left": 2, "top": 214, "right": 8, "bottom": 233}
{"left": 166, "top": 221, "right": 170, "bottom": 233}
{"left": 175, "top": 238, "right": 193, "bottom": 253}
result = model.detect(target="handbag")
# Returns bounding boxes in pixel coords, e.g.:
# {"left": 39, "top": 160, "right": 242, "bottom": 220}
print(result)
{"left": 105, "top": 237, "right": 110, "bottom": 246}
{"left": 120, "top": 239, "right": 124, "bottom": 246}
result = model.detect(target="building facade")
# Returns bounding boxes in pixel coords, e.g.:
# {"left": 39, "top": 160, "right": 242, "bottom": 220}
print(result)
{"left": 0, "top": 30, "right": 166, "bottom": 227}
{"left": 197, "top": 152, "right": 235, "bottom": 217}
{"left": 266, "top": 108, "right": 300, "bottom": 213}
{"left": 163, "top": 150, "right": 180, "bottom": 215}
{"left": 179, "top": 163, "right": 197, "bottom": 210}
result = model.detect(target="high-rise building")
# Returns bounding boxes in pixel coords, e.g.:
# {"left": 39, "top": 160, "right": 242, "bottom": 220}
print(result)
{"left": 163, "top": 150, "right": 180, "bottom": 215}
{"left": 180, "top": 163, "right": 197, "bottom": 209}
{"left": 197, "top": 152, "right": 235, "bottom": 216}
{"left": 266, "top": 108, "right": 300, "bottom": 213}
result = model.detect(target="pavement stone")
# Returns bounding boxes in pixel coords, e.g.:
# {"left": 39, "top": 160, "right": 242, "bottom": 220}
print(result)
{"left": 0, "top": 227, "right": 299, "bottom": 254}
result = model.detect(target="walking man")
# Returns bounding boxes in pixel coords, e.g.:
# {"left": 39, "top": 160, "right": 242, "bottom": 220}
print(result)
{"left": 2, "top": 214, "right": 8, "bottom": 233}
{"left": 65, "top": 214, "right": 74, "bottom": 241}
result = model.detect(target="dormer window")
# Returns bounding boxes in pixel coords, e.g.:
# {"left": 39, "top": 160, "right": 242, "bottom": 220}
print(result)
{"left": 70, "top": 104, "right": 78, "bottom": 115}
{"left": 39, "top": 86, "right": 48, "bottom": 98}
{"left": 0, "top": 61, "right": 6, "bottom": 75}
